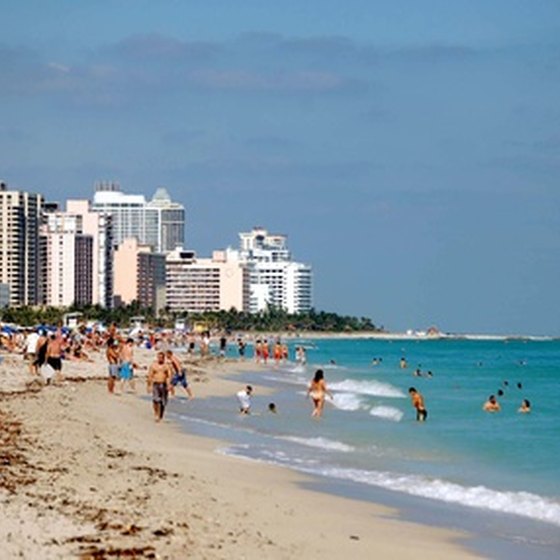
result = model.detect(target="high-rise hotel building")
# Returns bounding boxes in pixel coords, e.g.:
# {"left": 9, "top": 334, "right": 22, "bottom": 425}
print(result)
{"left": 66, "top": 200, "right": 113, "bottom": 308}
{"left": 91, "top": 182, "right": 185, "bottom": 253}
{"left": 165, "top": 248, "right": 249, "bottom": 313}
{"left": 164, "top": 228, "right": 312, "bottom": 315}
{"left": 113, "top": 237, "right": 166, "bottom": 314}
{"left": 239, "top": 227, "right": 313, "bottom": 314}
{"left": 0, "top": 181, "right": 43, "bottom": 306}
{"left": 39, "top": 212, "right": 94, "bottom": 307}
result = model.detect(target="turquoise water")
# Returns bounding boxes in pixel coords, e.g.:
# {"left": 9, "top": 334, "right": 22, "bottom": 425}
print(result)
{"left": 168, "top": 337, "right": 560, "bottom": 548}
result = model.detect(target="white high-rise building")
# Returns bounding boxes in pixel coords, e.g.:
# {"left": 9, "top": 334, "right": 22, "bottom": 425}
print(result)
{"left": 40, "top": 213, "right": 93, "bottom": 307}
{"left": 238, "top": 227, "right": 313, "bottom": 314}
{"left": 148, "top": 188, "right": 186, "bottom": 253}
{"left": 0, "top": 182, "right": 42, "bottom": 306}
{"left": 91, "top": 182, "right": 185, "bottom": 253}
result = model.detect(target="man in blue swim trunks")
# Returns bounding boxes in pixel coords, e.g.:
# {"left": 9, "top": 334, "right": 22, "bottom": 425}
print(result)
{"left": 119, "top": 338, "right": 136, "bottom": 393}
{"left": 166, "top": 350, "right": 194, "bottom": 399}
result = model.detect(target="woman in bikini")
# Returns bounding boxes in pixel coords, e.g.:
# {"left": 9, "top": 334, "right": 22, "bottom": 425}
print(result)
{"left": 307, "top": 369, "right": 333, "bottom": 418}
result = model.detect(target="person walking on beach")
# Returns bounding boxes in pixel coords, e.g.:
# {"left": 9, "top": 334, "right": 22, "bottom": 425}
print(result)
{"left": 273, "top": 340, "right": 283, "bottom": 365}
{"left": 24, "top": 328, "right": 40, "bottom": 376}
{"left": 255, "top": 339, "right": 262, "bottom": 363}
{"left": 166, "top": 350, "right": 193, "bottom": 399}
{"left": 119, "top": 338, "right": 136, "bottom": 393}
{"left": 307, "top": 369, "right": 333, "bottom": 418}
{"left": 147, "top": 351, "right": 173, "bottom": 422}
{"left": 237, "top": 338, "right": 246, "bottom": 360}
{"left": 262, "top": 339, "right": 270, "bottom": 364}
{"left": 106, "top": 338, "right": 120, "bottom": 394}
{"left": 219, "top": 335, "right": 227, "bottom": 359}
{"left": 46, "top": 328, "right": 65, "bottom": 385}
{"left": 34, "top": 330, "right": 49, "bottom": 376}
{"left": 408, "top": 387, "right": 428, "bottom": 421}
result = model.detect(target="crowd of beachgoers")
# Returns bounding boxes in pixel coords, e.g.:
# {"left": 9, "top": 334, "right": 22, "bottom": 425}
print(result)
{"left": 0, "top": 321, "right": 314, "bottom": 420}
{"left": 0, "top": 321, "right": 531, "bottom": 421}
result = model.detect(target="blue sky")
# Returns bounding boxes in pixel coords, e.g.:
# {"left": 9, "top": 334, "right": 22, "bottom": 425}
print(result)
{"left": 2, "top": 1, "right": 560, "bottom": 334}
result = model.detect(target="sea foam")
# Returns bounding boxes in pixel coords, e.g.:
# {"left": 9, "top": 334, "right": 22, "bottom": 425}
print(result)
{"left": 369, "top": 406, "right": 404, "bottom": 422}
{"left": 219, "top": 446, "right": 560, "bottom": 527}
{"left": 331, "top": 392, "right": 365, "bottom": 411}
{"left": 281, "top": 436, "right": 355, "bottom": 453}
{"left": 329, "top": 379, "right": 405, "bottom": 398}
{"left": 301, "top": 465, "right": 560, "bottom": 527}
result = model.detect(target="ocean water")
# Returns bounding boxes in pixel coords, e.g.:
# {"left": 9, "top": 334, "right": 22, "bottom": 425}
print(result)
{"left": 167, "top": 338, "right": 560, "bottom": 557}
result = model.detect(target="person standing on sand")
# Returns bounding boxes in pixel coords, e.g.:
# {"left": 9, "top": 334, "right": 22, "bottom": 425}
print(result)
{"left": 46, "top": 327, "right": 65, "bottom": 385}
{"left": 237, "top": 338, "right": 246, "bottom": 360}
{"left": 106, "top": 338, "right": 120, "bottom": 394}
{"left": 219, "top": 335, "right": 227, "bottom": 359}
{"left": 262, "top": 339, "right": 270, "bottom": 364}
{"left": 166, "top": 350, "right": 194, "bottom": 399}
{"left": 186, "top": 334, "right": 195, "bottom": 356}
{"left": 24, "top": 328, "right": 40, "bottom": 376}
{"left": 34, "top": 330, "right": 49, "bottom": 374}
{"left": 306, "top": 369, "right": 333, "bottom": 418}
{"left": 119, "top": 338, "right": 136, "bottom": 393}
{"left": 273, "top": 340, "right": 283, "bottom": 365}
{"left": 408, "top": 387, "right": 428, "bottom": 421}
{"left": 254, "top": 339, "right": 262, "bottom": 363}
{"left": 147, "top": 351, "right": 173, "bottom": 422}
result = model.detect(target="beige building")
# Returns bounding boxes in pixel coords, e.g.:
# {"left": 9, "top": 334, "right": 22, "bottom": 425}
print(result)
{"left": 113, "top": 238, "right": 151, "bottom": 305}
{"left": 0, "top": 182, "right": 42, "bottom": 306}
{"left": 66, "top": 200, "right": 113, "bottom": 307}
{"left": 113, "top": 238, "right": 166, "bottom": 313}
{"left": 166, "top": 248, "right": 249, "bottom": 313}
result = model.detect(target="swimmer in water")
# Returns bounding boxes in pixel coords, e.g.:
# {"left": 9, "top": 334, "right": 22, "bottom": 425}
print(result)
{"left": 518, "top": 399, "right": 531, "bottom": 413}
{"left": 483, "top": 394, "right": 501, "bottom": 412}
{"left": 268, "top": 402, "right": 277, "bottom": 413}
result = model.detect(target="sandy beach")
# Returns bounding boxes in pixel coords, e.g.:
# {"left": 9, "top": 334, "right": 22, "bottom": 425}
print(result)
{"left": 0, "top": 348, "right": 482, "bottom": 559}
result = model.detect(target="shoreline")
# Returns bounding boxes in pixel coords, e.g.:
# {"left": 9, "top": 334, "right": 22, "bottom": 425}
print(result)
{"left": 178, "top": 362, "right": 560, "bottom": 560}
{"left": 0, "top": 349, "right": 481, "bottom": 559}
{"left": 238, "top": 331, "right": 559, "bottom": 341}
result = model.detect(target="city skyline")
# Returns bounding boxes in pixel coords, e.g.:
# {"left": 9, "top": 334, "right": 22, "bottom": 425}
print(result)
{"left": 1, "top": 179, "right": 313, "bottom": 317}
{"left": 2, "top": 1, "right": 560, "bottom": 334}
